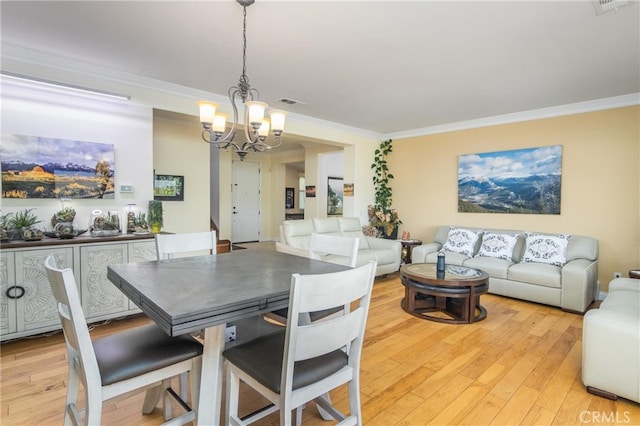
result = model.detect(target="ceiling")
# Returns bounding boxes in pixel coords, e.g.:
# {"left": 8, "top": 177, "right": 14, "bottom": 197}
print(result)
{"left": 1, "top": 1, "right": 639, "bottom": 138}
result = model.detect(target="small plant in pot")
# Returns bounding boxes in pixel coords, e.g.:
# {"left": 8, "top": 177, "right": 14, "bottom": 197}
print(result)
{"left": 147, "top": 200, "right": 163, "bottom": 234}
{"left": 133, "top": 212, "right": 149, "bottom": 233}
{"left": 0, "top": 212, "right": 13, "bottom": 241}
{"left": 10, "top": 208, "right": 43, "bottom": 241}
{"left": 51, "top": 207, "right": 76, "bottom": 227}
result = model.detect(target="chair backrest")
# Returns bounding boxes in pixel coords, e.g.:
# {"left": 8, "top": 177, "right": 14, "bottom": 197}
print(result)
{"left": 44, "top": 255, "right": 101, "bottom": 387}
{"left": 281, "top": 260, "right": 376, "bottom": 394}
{"left": 155, "top": 231, "right": 217, "bottom": 259}
{"left": 309, "top": 232, "right": 359, "bottom": 268}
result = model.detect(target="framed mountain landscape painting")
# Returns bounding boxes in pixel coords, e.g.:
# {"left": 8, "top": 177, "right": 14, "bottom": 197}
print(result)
{"left": 458, "top": 145, "right": 562, "bottom": 214}
{"left": 1, "top": 134, "right": 115, "bottom": 199}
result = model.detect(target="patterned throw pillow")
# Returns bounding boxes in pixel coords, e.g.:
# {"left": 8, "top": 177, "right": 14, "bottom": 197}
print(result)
{"left": 442, "top": 227, "right": 482, "bottom": 257}
{"left": 522, "top": 233, "right": 571, "bottom": 266}
{"left": 476, "top": 232, "right": 520, "bottom": 260}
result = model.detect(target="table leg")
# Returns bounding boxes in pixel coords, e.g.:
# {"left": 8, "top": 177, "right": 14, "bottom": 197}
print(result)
{"left": 197, "top": 324, "right": 226, "bottom": 426}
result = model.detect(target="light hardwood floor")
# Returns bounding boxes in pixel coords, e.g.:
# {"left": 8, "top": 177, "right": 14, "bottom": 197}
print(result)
{"left": 2, "top": 269, "right": 639, "bottom": 425}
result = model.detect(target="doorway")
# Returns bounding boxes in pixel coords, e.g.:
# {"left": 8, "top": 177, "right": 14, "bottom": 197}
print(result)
{"left": 231, "top": 161, "right": 260, "bottom": 243}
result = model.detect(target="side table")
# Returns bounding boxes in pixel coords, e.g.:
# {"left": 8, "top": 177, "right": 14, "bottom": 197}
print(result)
{"left": 400, "top": 239, "right": 422, "bottom": 264}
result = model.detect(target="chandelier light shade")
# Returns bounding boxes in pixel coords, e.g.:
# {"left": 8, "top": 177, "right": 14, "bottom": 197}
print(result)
{"left": 198, "top": 0, "right": 287, "bottom": 160}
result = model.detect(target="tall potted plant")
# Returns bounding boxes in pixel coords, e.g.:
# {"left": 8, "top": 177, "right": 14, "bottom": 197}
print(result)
{"left": 147, "top": 200, "right": 163, "bottom": 234}
{"left": 369, "top": 138, "right": 401, "bottom": 239}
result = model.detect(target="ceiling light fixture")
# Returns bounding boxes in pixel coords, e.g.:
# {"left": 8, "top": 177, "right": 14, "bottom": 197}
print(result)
{"left": 0, "top": 71, "right": 131, "bottom": 101}
{"left": 197, "top": 0, "right": 286, "bottom": 160}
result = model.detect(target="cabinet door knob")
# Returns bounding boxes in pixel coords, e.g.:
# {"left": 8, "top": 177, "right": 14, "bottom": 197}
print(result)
{"left": 6, "top": 285, "right": 25, "bottom": 299}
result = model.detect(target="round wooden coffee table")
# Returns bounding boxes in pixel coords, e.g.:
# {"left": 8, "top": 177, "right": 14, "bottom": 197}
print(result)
{"left": 400, "top": 263, "right": 489, "bottom": 324}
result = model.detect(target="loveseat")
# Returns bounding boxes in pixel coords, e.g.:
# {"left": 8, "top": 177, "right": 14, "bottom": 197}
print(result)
{"left": 411, "top": 226, "right": 599, "bottom": 313}
{"left": 276, "top": 217, "right": 401, "bottom": 277}
{"left": 582, "top": 278, "right": 639, "bottom": 403}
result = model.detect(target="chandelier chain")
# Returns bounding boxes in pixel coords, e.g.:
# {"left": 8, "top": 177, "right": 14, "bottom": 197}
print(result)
{"left": 241, "top": 6, "right": 248, "bottom": 86}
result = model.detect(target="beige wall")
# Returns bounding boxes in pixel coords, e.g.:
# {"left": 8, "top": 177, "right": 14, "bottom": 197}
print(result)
{"left": 391, "top": 106, "right": 639, "bottom": 292}
{"left": 153, "top": 112, "right": 210, "bottom": 234}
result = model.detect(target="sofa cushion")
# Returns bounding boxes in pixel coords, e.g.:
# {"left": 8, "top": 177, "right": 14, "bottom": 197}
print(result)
{"left": 313, "top": 217, "right": 340, "bottom": 234}
{"left": 356, "top": 248, "right": 397, "bottom": 267}
{"left": 442, "top": 227, "right": 483, "bottom": 257}
{"left": 338, "top": 217, "right": 370, "bottom": 250}
{"left": 282, "top": 220, "right": 315, "bottom": 250}
{"left": 476, "top": 232, "right": 520, "bottom": 261}
{"left": 522, "top": 233, "right": 570, "bottom": 266}
{"left": 508, "top": 262, "right": 562, "bottom": 288}
{"left": 463, "top": 256, "right": 512, "bottom": 279}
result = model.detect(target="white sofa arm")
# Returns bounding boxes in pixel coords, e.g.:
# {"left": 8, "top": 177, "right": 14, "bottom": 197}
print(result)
{"left": 561, "top": 258, "right": 599, "bottom": 313}
{"left": 411, "top": 242, "right": 442, "bottom": 263}
{"left": 275, "top": 242, "right": 309, "bottom": 259}
{"left": 582, "top": 280, "right": 640, "bottom": 402}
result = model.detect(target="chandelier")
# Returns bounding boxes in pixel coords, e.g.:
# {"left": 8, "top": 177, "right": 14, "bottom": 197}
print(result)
{"left": 198, "top": 0, "right": 286, "bottom": 160}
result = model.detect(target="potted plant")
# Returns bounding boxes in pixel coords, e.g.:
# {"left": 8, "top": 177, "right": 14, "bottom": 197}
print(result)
{"left": 1, "top": 212, "right": 13, "bottom": 241}
{"left": 133, "top": 212, "right": 149, "bottom": 233}
{"left": 369, "top": 138, "right": 401, "bottom": 239}
{"left": 51, "top": 206, "right": 76, "bottom": 227}
{"left": 147, "top": 200, "right": 163, "bottom": 234}
{"left": 10, "top": 208, "right": 43, "bottom": 241}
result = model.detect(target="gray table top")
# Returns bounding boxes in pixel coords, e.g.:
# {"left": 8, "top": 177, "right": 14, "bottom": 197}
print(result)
{"left": 107, "top": 250, "right": 349, "bottom": 336}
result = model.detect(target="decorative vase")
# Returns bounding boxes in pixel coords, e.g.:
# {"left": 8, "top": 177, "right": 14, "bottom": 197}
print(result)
{"left": 378, "top": 226, "right": 398, "bottom": 240}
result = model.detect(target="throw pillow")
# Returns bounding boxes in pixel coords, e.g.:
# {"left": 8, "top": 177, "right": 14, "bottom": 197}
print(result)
{"left": 476, "top": 232, "right": 520, "bottom": 260}
{"left": 442, "top": 227, "right": 482, "bottom": 257}
{"left": 522, "top": 233, "right": 571, "bottom": 266}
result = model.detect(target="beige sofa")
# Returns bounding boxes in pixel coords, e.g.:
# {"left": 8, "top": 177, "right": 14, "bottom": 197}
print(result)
{"left": 582, "top": 278, "right": 639, "bottom": 403}
{"left": 411, "top": 226, "right": 599, "bottom": 313}
{"left": 276, "top": 217, "right": 401, "bottom": 277}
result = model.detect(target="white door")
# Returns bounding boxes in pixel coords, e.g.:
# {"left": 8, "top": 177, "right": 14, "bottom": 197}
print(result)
{"left": 232, "top": 161, "right": 260, "bottom": 243}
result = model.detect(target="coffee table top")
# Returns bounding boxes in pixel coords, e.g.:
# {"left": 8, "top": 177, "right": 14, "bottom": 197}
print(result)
{"left": 401, "top": 263, "right": 488, "bottom": 287}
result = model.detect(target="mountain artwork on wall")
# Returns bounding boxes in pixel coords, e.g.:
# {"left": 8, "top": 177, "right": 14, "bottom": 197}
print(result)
{"left": 1, "top": 134, "right": 115, "bottom": 199}
{"left": 458, "top": 145, "right": 562, "bottom": 215}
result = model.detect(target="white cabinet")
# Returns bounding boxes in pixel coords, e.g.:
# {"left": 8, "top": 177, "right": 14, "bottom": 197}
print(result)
{"left": 80, "top": 243, "right": 130, "bottom": 321}
{"left": 1, "top": 248, "right": 74, "bottom": 339}
{"left": 0, "top": 235, "right": 156, "bottom": 341}
{"left": 1, "top": 251, "right": 16, "bottom": 336}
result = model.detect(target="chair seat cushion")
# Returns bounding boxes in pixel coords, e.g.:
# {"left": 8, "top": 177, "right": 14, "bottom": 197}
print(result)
{"left": 94, "top": 324, "right": 203, "bottom": 386}
{"left": 223, "top": 330, "right": 348, "bottom": 393}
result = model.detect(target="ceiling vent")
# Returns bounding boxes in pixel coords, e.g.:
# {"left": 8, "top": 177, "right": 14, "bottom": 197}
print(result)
{"left": 279, "top": 98, "right": 305, "bottom": 106}
{"left": 592, "top": 0, "right": 631, "bottom": 15}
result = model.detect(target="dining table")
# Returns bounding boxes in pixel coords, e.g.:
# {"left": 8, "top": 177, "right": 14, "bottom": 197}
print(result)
{"left": 107, "top": 249, "right": 350, "bottom": 426}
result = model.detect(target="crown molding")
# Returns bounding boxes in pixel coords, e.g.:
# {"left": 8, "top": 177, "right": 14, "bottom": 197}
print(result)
{"left": 1, "top": 44, "right": 382, "bottom": 142}
{"left": 4, "top": 45, "right": 637, "bottom": 142}
{"left": 384, "top": 93, "right": 640, "bottom": 140}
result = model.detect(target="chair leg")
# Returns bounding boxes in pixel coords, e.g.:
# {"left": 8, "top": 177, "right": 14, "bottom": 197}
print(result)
{"left": 85, "top": 384, "right": 103, "bottom": 426}
{"left": 348, "top": 377, "right": 362, "bottom": 423}
{"left": 295, "top": 406, "right": 302, "bottom": 426}
{"left": 226, "top": 366, "right": 241, "bottom": 426}
{"left": 64, "top": 368, "right": 80, "bottom": 426}
{"left": 316, "top": 392, "right": 334, "bottom": 421}
{"left": 179, "top": 372, "right": 189, "bottom": 402}
{"left": 190, "top": 357, "right": 202, "bottom": 411}
{"left": 162, "top": 378, "right": 173, "bottom": 420}
{"left": 142, "top": 385, "right": 163, "bottom": 414}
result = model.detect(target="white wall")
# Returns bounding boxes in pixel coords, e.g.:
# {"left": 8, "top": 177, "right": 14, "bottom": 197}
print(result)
{"left": 1, "top": 77, "right": 153, "bottom": 230}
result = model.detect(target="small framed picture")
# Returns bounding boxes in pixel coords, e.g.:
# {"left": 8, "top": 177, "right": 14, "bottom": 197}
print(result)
{"left": 154, "top": 174, "right": 184, "bottom": 201}
{"left": 285, "top": 187, "right": 295, "bottom": 208}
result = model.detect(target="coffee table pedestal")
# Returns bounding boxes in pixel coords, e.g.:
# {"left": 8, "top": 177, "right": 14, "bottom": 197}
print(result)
{"left": 400, "top": 263, "right": 489, "bottom": 324}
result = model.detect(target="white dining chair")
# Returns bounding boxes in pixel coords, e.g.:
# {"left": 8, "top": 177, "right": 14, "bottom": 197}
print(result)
{"left": 43, "top": 254, "right": 203, "bottom": 426}
{"left": 155, "top": 230, "right": 217, "bottom": 259}
{"left": 264, "top": 233, "right": 360, "bottom": 326}
{"left": 223, "top": 260, "right": 377, "bottom": 426}
{"left": 308, "top": 232, "right": 359, "bottom": 268}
